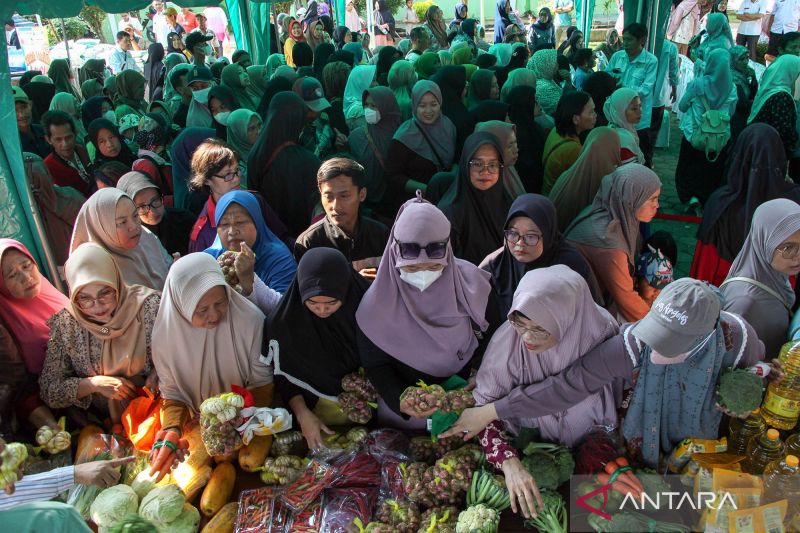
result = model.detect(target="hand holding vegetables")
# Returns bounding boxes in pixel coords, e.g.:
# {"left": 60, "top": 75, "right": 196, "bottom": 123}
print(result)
{"left": 439, "top": 404, "right": 499, "bottom": 440}
{"left": 400, "top": 382, "right": 448, "bottom": 417}
{"left": 0, "top": 439, "right": 27, "bottom": 494}
{"left": 149, "top": 430, "right": 189, "bottom": 482}
{"left": 715, "top": 368, "right": 764, "bottom": 418}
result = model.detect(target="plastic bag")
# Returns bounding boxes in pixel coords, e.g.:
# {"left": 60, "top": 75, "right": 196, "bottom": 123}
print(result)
{"left": 66, "top": 434, "right": 131, "bottom": 519}
{"left": 287, "top": 497, "right": 324, "bottom": 532}
{"left": 235, "top": 406, "right": 292, "bottom": 445}
{"left": 329, "top": 449, "right": 381, "bottom": 488}
{"left": 380, "top": 453, "right": 408, "bottom": 500}
{"left": 121, "top": 389, "right": 163, "bottom": 452}
{"left": 281, "top": 459, "right": 339, "bottom": 513}
{"left": 362, "top": 429, "right": 411, "bottom": 457}
{"left": 235, "top": 486, "right": 284, "bottom": 533}
{"left": 320, "top": 487, "right": 379, "bottom": 533}
{"left": 199, "top": 392, "right": 245, "bottom": 456}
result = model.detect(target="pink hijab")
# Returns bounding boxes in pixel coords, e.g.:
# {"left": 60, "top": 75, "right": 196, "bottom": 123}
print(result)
{"left": 0, "top": 239, "right": 68, "bottom": 374}
{"left": 356, "top": 196, "right": 492, "bottom": 377}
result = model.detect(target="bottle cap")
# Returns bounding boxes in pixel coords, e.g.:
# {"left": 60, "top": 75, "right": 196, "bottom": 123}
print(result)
{"left": 768, "top": 428, "right": 780, "bottom": 440}
{"left": 752, "top": 408, "right": 760, "bottom": 415}
{"left": 787, "top": 455, "right": 799, "bottom": 467}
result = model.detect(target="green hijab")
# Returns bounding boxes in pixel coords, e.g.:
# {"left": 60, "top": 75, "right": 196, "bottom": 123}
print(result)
{"left": 115, "top": 70, "right": 147, "bottom": 113}
{"left": 81, "top": 78, "right": 104, "bottom": 100}
{"left": 414, "top": 51, "right": 441, "bottom": 79}
{"left": 47, "top": 59, "right": 80, "bottom": 99}
{"left": 226, "top": 108, "right": 261, "bottom": 181}
{"left": 221, "top": 63, "right": 258, "bottom": 111}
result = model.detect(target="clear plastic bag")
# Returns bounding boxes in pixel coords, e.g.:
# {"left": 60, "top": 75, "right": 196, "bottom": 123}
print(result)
{"left": 234, "top": 486, "right": 284, "bottom": 533}
{"left": 329, "top": 449, "right": 381, "bottom": 488}
{"left": 320, "top": 487, "right": 379, "bottom": 533}
{"left": 379, "top": 452, "right": 409, "bottom": 500}
{"left": 281, "top": 458, "right": 338, "bottom": 513}
{"left": 200, "top": 414, "right": 244, "bottom": 456}
{"left": 287, "top": 496, "right": 324, "bottom": 532}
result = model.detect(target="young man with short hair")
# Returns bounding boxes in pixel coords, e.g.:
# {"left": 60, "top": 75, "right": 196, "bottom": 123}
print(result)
{"left": 41, "top": 111, "right": 95, "bottom": 198}
{"left": 14, "top": 87, "right": 49, "bottom": 158}
{"left": 406, "top": 26, "right": 430, "bottom": 62}
{"left": 185, "top": 31, "right": 214, "bottom": 66}
{"left": 295, "top": 157, "right": 390, "bottom": 277}
{"left": 109, "top": 31, "right": 139, "bottom": 74}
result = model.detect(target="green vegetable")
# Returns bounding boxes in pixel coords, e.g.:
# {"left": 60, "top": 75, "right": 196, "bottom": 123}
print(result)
{"left": 587, "top": 511, "right": 690, "bottom": 532}
{"left": 130, "top": 471, "right": 160, "bottom": 501}
{"left": 157, "top": 503, "right": 201, "bottom": 533}
{"left": 467, "top": 470, "right": 510, "bottom": 511}
{"left": 717, "top": 369, "right": 764, "bottom": 414}
{"left": 138, "top": 484, "right": 186, "bottom": 524}
{"left": 455, "top": 503, "right": 500, "bottom": 533}
{"left": 90, "top": 484, "right": 139, "bottom": 529}
{"left": 107, "top": 515, "right": 158, "bottom": 533}
{"left": 523, "top": 490, "right": 567, "bottom": 533}
{"left": 521, "top": 442, "right": 574, "bottom": 485}
{"left": 521, "top": 453, "right": 560, "bottom": 490}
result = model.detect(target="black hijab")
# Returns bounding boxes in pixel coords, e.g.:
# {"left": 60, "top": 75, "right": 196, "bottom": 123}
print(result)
{"left": 332, "top": 25, "right": 350, "bottom": 49}
{"left": 376, "top": 46, "right": 401, "bottom": 86}
{"left": 23, "top": 82, "right": 56, "bottom": 123}
{"left": 697, "top": 123, "right": 800, "bottom": 261}
{"left": 293, "top": 41, "right": 314, "bottom": 68}
{"left": 483, "top": 193, "right": 594, "bottom": 317}
{"left": 438, "top": 131, "right": 513, "bottom": 265}
{"left": 582, "top": 71, "right": 617, "bottom": 127}
{"left": 256, "top": 77, "right": 294, "bottom": 120}
{"left": 475, "top": 54, "right": 497, "bottom": 68}
{"left": 313, "top": 42, "right": 336, "bottom": 81}
{"left": 87, "top": 118, "right": 136, "bottom": 167}
{"left": 81, "top": 96, "right": 114, "bottom": 132}
{"left": 208, "top": 85, "right": 241, "bottom": 139}
{"left": 166, "top": 31, "right": 182, "bottom": 54}
{"left": 269, "top": 248, "right": 369, "bottom": 398}
{"left": 533, "top": 8, "right": 554, "bottom": 31}
{"left": 430, "top": 65, "right": 474, "bottom": 153}
{"left": 144, "top": 43, "right": 166, "bottom": 102}
{"left": 506, "top": 85, "right": 546, "bottom": 193}
{"left": 330, "top": 49, "right": 355, "bottom": 67}
{"left": 19, "top": 70, "right": 41, "bottom": 88}
{"left": 469, "top": 100, "right": 508, "bottom": 123}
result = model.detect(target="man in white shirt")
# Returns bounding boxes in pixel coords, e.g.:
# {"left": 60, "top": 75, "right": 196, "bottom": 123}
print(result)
{"left": 193, "top": 13, "right": 220, "bottom": 58}
{"left": 108, "top": 31, "right": 140, "bottom": 74}
{"left": 151, "top": 0, "right": 170, "bottom": 46}
{"left": 736, "top": 0, "right": 765, "bottom": 59}
{"left": 120, "top": 12, "right": 143, "bottom": 40}
{"left": 766, "top": 0, "right": 800, "bottom": 56}
{"left": 605, "top": 22, "right": 659, "bottom": 167}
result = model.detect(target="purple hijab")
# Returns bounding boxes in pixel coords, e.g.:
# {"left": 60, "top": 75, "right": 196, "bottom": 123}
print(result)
{"left": 356, "top": 195, "right": 491, "bottom": 377}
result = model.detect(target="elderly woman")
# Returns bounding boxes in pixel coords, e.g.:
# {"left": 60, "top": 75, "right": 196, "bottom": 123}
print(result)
{"left": 40, "top": 243, "right": 160, "bottom": 423}
{"left": 71, "top": 188, "right": 172, "bottom": 290}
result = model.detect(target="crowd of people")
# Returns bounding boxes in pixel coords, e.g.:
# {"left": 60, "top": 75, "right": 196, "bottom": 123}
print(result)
{"left": 4, "top": 0, "right": 800, "bottom": 523}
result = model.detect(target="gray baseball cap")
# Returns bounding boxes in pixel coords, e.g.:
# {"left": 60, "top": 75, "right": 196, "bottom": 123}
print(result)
{"left": 630, "top": 278, "right": 721, "bottom": 357}
{"left": 292, "top": 77, "right": 331, "bottom": 113}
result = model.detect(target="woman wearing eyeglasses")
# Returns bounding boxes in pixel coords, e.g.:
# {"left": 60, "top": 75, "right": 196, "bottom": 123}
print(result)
{"left": 117, "top": 172, "right": 196, "bottom": 258}
{"left": 439, "top": 132, "right": 514, "bottom": 266}
{"left": 71, "top": 188, "right": 172, "bottom": 291}
{"left": 355, "top": 196, "right": 497, "bottom": 427}
{"left": 480, "top": 194, "right": 597, "bottom": 319}
{"left": 721, "top": 199, "right": 800, "bottom": 356}
{"left": 40, "top": 243, "right": 160, "bottom": 425}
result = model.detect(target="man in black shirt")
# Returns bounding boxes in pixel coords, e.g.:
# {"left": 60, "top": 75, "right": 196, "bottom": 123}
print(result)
{"left": 295, "top": 157, "right": 389, "bottom": 278}
{"left": 14, "top": 86, "right": 49, "bottom": 158}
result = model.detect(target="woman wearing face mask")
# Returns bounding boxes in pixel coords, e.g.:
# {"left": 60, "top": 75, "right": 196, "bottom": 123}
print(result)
{"left": 87, "top": 118, "right": 137, "bottom": 167}
{"left": 438, "top": 132, "right": 514, "bottom": 265}
{"left": 207, "top": 85, "right": 240, "bottom": 139}
{"left": 40, "top": 243, "right": 160, "bottom": 424}
{"left": 284, "top": 20, "right": 306, "bottom": 67}
{"left": 355, "top": 196, "right": 495, "bottom": 426}
{"left": 721, "top": 199, "right": 800, "bottom": 356}
{"left": 343, "top": 65, "right": 377, "bottom": 130}
{"left": 71, "top": 188, "right": 172, "bottom": 290}
{"left": 386, "top": 80, "right": 457, "bottom": 213}
{"left": 186, "top": 65, "right": 216, "bottom": 129}
{"left": 604, "top": 88, "right": 646, "bottom": 165}
{"left": 226, "top": 109, "right": 262, "bottom": 183}
{"left": 348, "top": 87, "right": 403, "bottom": 217}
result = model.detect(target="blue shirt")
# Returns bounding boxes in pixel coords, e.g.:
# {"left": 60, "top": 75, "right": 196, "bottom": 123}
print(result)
{"left": 555, "top": 0, "right": 574, "bottom": 27}
{"left": 605, "top": 49, "right": 659, "bottom": 129}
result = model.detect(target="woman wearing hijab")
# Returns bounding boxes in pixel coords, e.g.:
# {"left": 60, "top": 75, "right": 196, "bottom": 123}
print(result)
{"left": 70, "top": 188, "right": 172, "bottom": 290}
{"left": 321, "top": 61, "right": 351, "bottom": 136}
{"left": 81, "top": 96, "right": 114, "bottom": 137}
{"left": 47, "top": 59, "right": 80, "bottom": 100}
{"left": 219, "top": 63, "right": 257, "bottom": 113}
{"left": 345, "top": 1, "right": 361, "bottom": 32}
{"left": 387, "top": 80, "right": 457, "bottom": 213}
{"left": 114, "top": 70, "right": 148, "bottom": 119}
{"left": 348, "top": 87, "right": 403, "bottom": 216}
{"left": 225, "top": 109, "right": 262, "bottom": 183}
{"left": 430, "top": 66, "right": 474, "bottom": 151}
{"left": 469, "top": 101, "right": 509, "bottom": 125}
{"left": 144, "top": 43, "right": 166, "bottom": 102}
{"left": 506, "top": 86, "right": 547, "bottom": 194}
{"left": 285, "top": 20, "right": 306, "bottom": 67}
{"left": 747, "top": 54, "right": 800, "bottom": 163}
{"left": 542, "top": 91, "right": 596, "bottom": 195}
{"left": 594, "top": 29, "right": 621, "bottom": 70}
{"left": 676, "top": 48, "right": 738, "bottom": 205}
{"left": 493, "top": 0, "right": 514, "bottom": 43}
{"left": 489, "top": 43, "right": 513, "bottom": 68}
{"left": 695, "top": 12, "right": 734, "bottom": 67}
{"left": 87, "top": 118, "right": 136, "bottom": 168}
{"left": 566, "top": 164, "right": 662, "bottom": 322}
{"left": 81, "top": 79, "right": 104, "bottom": 101}
{"left": 332, "top": 25, "right": 351, "bottom": 50}
{"left": 558, "top": 29, "right": 584, "bottom": 64}
{"left": 169, "top": 127, "right": 215, "bottom": 213}
{"left": 268, "top": 248, "right": 370, "bottom": 449}
{"left": 451, "top": 2, "right": 468, "bottom": 30}
{"left": 343, "top": 41, "right": 365, "bottom": 64}
{"left": 693, "top": 125, "right": 798, "bottom": 286}
{"left": 78, "top": 59, "right": 106, "bottom": 87}
{"left": 439, "top": 132, "right": 513, "bottom": 265}
{"left": 604, "top": 87, "right": 646, "bottom": 165}
{"left": 312, "top": 42, "right": 335, "bottom": 82}
{"left": 248, "top": 92, "right": 322, "bottom": 237}
{"left": 423, "top": 5, "right": 449, "bottom": 51}
{"left": 40, "top": 243, "right": 160, "bottom": 422}
{"left": 23, "top": 78, "right": 56, "bottom": 124}
{"left": 208, "top": 85, "right": 241, "bottom": 140}
{"left": 388, "top": 59, "right": 416, "bottom": 120}
{"left": 356, "top": 196, "right": 494, "bottom": 426}
{"left": 529, "top": 49, "right": 561, "bottom": 115}
{"left": 480, "top": 195, "right": 595, "bottom": 319}
{"left": 151, "top": 253, "right": 272, "bottom": 447}
{"left": 582, "top": 71, "right": 618, "bottom": 127}
{"left": 474, "top": 121, "right": 527, "bottom": 199}
{"left": 162, "top": 63, "right": 191, "bottom": 119}
{"left": 304, "top": 19, "right": 328, "bottom": 52}
{"left": 375, "top": 46, "right": 401, "bottom": 86}
{"left": 721, "top": 199, "right": 800, "bottom": 355}
{"left": 548, "top": 127, "right": 621, "bottom": 232}
{"left": 528, "top": 7, "right": 555, "bottom": 49}
{"left": 204, "top": 190, "right": 297, "bottom": 294}
{"left": 374, "top": 0, "right": 398, "bottom": 45}
{"left": 728, "top": 46, "right": 758, "bottom": 141}
{"left": 466, "top": 69, "right": 499, "bottom": 109}
{"left": 49, "top": 92, "right": 88, "bottom": 145}
{"left": 292, "top": 41, "right": 314, "bottom": 69}
{"left": 344, "top": 65, "right": 377, "bottom": 129}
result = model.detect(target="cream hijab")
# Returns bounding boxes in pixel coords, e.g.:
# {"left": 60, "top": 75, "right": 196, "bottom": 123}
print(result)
{"left": 70, "top": 188, "right": 172, "bottom": 290}
{"left": 152, "top": 253, "right": 271, "bottom": 411}
{"left": 65, "top": 243, "right": 157, "bottom": 378}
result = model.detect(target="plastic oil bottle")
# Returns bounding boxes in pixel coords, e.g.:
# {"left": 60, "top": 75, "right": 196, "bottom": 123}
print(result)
{"left": 761, "top": 341, "right": 800, "bottom": 430}
{"left": 764, "top": 455, "right": 800, "bottom": 505}
{"left": 787, "top": 433, "right": 800, "bottom": 457}
{"left": 729, "top": 409, "right": 766, "bottom": 455}
{"left": 744, "top": 428, "right": 786, "bottom": 474}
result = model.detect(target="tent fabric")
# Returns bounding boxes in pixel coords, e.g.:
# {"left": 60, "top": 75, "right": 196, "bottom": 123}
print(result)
{"left": 14, "top": 0, "right": 221, "bottom": 17}
{"left": 227, "top": 0, "right": 273, "bottom": 65}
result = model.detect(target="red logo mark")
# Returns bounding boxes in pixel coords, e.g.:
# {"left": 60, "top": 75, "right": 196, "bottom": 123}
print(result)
{"left": 575, "top": 483, "right": 613, "bottom": 521}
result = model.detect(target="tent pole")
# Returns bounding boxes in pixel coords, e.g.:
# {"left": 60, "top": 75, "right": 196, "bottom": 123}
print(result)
{"left": 60, "top": 18, "right": 71, "bottom": 65}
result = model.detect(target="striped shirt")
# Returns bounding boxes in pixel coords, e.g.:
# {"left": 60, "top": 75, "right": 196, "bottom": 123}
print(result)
{"left": 0, "top": 466, "right": 74, "bottom": 510}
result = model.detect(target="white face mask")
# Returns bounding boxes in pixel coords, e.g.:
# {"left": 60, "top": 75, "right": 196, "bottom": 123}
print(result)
{"left": 399, "top": 269, "right": 443, "bottom": 292}
{"left": 214, "top": 111, "right": 231, "bottom": 124}
{"left": 364, "top": 108, "right": 381, "bottom": 124}
{"left": 201, "top": 44, "right": 213, "bottom": 56}
{"left": 192, "top": 87, "right": 211, "bottom": 104}
{"left": 102, "top": 110, "right": 118, "bottom": 124}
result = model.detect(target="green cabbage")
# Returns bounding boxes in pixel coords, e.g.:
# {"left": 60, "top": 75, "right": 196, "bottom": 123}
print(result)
{"left": 156, "top": 503, "right": 201, "bottom": 533}
{"left": 138, "top": 484, "right": 186, "bottom": 524}
{"left": 90, "top": 484, "right": 139, "bottom": 529}
{"left": 130, "top": 471, "right": 160, "bottom": 501}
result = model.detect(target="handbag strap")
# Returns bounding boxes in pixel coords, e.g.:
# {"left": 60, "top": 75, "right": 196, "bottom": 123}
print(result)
{"left": 365, "top": 129, "right": 387, "bottom": 170}
{"left": 265, "top": 141, "right": 296, "bottom": 170}
{"left": 721, "top": 276, "right": 792, "bottom": 311}
{"left": 415, "top": 121, "right": 446, "bottom": 171}
{"left": 542, "top": 138, "right": 574, "bottom": 170}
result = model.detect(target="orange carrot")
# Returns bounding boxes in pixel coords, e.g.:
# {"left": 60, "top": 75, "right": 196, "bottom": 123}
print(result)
{"left": 614, "top": 457, "right": 645, "bottom": 493}
{"left": 596, "top": 471, "right": 641, "bottom": 498}
{"left": 604, "top": 459, "right": 620, "bottom": 475}
{"left": 150, "top": 430, "right": 180, "bottom": 482}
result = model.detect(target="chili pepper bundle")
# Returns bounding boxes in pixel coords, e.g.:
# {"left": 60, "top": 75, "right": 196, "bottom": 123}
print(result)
{"left": 330, "top": 449, "right": 382, "bottom": 488}
{"left": 281, "top": 459, "right": 339, "bottom": 512}
{"left": 375, "top": 499, "right": 421, "bottom": 533}
{"left": 363, "top": 429, "right": 412, "bottom": 457}
{"left": 320, "top": 487, "right": 379, "bottom": 533}
{"left": 400, "top": 381, "right": 448, "bottom": 414}
{"left": 380, "top": 457, "right": 407, "bottom": 500}
{"left": 218, "top": 251, "right": 241, "bottom": 291}
{"left": 289, "top": 497, "right": 324, "bottom": 532}
{"left": 199, "top": 392, "right": 245, "bottom": 456}
{"left": 234, "top": 486, "right": 283, "bottom": 533}
{"left": 338, "top": 392, "right": 374, "bottom": 425}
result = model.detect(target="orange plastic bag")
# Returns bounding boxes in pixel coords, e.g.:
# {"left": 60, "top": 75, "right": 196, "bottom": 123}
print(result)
{"left": 122, "top": 391, "right": 163, "bottom": 451}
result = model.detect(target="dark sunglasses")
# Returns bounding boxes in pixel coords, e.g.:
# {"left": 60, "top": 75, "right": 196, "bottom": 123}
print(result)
{"left": 395, "top": 238, "right": 449, "bottom": 260}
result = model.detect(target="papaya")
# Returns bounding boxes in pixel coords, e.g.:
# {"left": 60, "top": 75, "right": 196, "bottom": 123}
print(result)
{"left": 75, "top": 424, "right": 104, "bottom": 460}
{"left": 200, "top": 462, "right": 236, "bottom": 517}
{"left": 200, "top": 501, "right": 238, "bottom": 533}
{"left": 238, "top": 435, "right": 273, "bottom": 472}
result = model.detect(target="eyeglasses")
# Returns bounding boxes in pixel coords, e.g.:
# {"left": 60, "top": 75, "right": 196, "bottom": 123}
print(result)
{"left": 75, "top": 287, "right": 117, "bottom": 310}
{"left": 509, "top": 319, "right": 551, "bottom": 340}
{"left": 135, "top": 196, "right": 163, "bottom": 215}
{"left": 504, "top": 230, "right": 541, "bottom": 247}
{"left": 395, "top": 238, "right": 449, "bottom": 260}
{"left": 213, "top": 170, "right": 240, "bottom": 182}
{"left": 468, "top": 160, "right": 502, "bottom": 173}
{"left": 777, "top": 243, "right": 800, "bottom": 259}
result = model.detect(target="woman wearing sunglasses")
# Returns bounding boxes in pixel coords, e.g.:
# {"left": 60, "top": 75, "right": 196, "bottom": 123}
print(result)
{"left": 480, "top": 194, "right": 597, "bottom": 318}
{"left": 40, "top": 243, "right": 161, "bottom": 425}
{"left": 355, "top": 195, "right": 498, "bottom": 427}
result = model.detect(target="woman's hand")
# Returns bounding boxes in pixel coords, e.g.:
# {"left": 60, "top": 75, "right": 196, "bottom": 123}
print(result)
{"left": 234, "top": 242, "right": 256, "bottom": 295}
{"left": 502, "top": 456, "right": 543, "bottom": 519}
{"left": 90, "top": 376, "right": 137, "bottom": 400}
{"left": 297, "top": 409, "right": 335, "bottom": 451}
{"left": 145, "top": 369, "right": 159, "bottom": 393}
{"left": 439, "top": 403, "right": 497, "bottom": 440}
{"left": 399, "top": 397, "right": 438, "bottom": 419}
